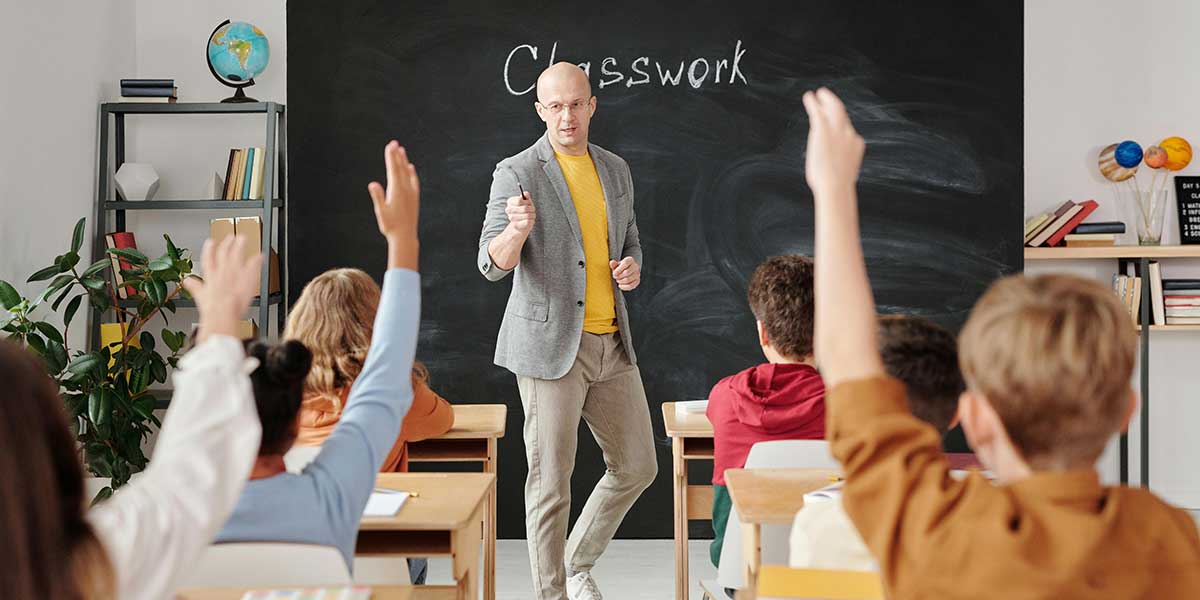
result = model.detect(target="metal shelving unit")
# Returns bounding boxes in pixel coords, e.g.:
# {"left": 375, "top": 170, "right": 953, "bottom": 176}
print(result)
{"left": 88, "top": 102, "right": 287, "bottom": 349}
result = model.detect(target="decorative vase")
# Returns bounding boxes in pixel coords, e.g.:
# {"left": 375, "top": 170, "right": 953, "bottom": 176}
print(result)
{"left": 1130, "top": 188, "right": 1168, "bottom": 245}
{"left": 114, "top": 163, "right": 160, "bottom": 201}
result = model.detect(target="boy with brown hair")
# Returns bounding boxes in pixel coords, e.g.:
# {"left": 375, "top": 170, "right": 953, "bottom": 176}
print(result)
{"left": 802, "top": 87, "right": 1200, "bottom": 597}
{"left": 707, "top": 255, "right": 826, "bottom": 567}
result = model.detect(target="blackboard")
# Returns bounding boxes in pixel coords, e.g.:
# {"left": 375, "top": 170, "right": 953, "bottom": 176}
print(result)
{"left": 288, "top": 0, "right": 1023, "bottom": 539}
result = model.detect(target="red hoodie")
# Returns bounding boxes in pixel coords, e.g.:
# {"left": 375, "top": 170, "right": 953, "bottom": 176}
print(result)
{"left": 707, "top": 362, "right": 826, "bottom": 485}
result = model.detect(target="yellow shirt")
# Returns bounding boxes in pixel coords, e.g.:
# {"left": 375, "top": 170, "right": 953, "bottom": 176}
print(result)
{"left": 556, "top": 151, "right": 618, "bottom": 334}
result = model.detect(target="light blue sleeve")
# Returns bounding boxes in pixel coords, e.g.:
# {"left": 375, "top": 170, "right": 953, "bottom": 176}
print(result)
{"left": 304, "top": 268, "right": 420, "bottom": 541}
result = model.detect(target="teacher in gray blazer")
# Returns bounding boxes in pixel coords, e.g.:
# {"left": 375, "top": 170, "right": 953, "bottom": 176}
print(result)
{"left": 477, "top": 63, "right": 657, "bottom": 600}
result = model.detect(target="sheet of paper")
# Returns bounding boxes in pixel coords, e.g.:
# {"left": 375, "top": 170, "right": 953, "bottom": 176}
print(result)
{"left": 363, "top": 490, "right": 410, "bottom": 517}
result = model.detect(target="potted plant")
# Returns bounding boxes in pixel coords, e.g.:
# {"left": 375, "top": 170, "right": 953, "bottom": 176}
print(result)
{"left": 0, "top": 218, "right": 194, "bottom": 501}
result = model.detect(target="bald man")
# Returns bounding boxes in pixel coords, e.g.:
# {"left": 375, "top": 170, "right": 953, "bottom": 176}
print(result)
{"left": 477, "top": 63, "right": 657, "bottom": 600}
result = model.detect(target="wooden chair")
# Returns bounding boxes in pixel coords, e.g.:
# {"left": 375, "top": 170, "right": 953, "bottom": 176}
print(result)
{"left": 755, "top": 565, "right": 884, "bottom": 599}
{"left": 178, "top": 543, "right": 353, "bottom": 587}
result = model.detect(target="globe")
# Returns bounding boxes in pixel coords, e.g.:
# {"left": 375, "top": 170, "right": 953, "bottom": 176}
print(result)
{"left": 207, "top": 20, "right": 270, "bottom": 102}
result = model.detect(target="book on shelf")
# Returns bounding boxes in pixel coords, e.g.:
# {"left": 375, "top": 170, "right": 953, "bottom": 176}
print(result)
{"left": 1065, "top": 232, "right": 1116, "bottom": 247}
{"left": 221, "top": 147, "right": 267, "bottom": 201}
{"left": 1161, "top": 279, "right": 1200, "bottom": 290}
{"left": 1024, "top": 201, "right": 1075, "bottom": 245}
{"left": 1112, "top": 274, "right": 1142, "bottom": 324}
{"left": 104, "top": 232, "right": 138, "bottom": 299}
{"left": 1149, "top": 261, "right": 1166, "bottom": 326}
{"left": 1045, "top": 199, "right": 1099, "bottom": 247}
{"left": 1073, "top": 221, "right": 1126, "bottom": 235}
{"left": 229, "top": 149, "right": 246, "bottom": 200}
{"left": 249, "top": 146, "right": 266, "bottom": 200}
{"left": 209, "top": 217, "right": 280, "bottom": 294}
{"left": 1165, "top": 317, "right": 1200, "bottom": 325}
{"left": 1165, "top": 296, "right": 1200, "bottom": 306}
{"left": 1024, "top": 213, "right": 1051, "bottom": 241}
{"left": 118, "top": 96, "right": 177, "bottom": 103}
{"left": 221, "top": 150, "right": 238, "bottom": 199}
{"left": 1165, "top": 307, "right": 1200, "bottom": 317}
{"left": 120, "top": 78, "right": 175, "bottom": 88}
{"left": 242, "top": 148, "right": 255, "bottom": 199}
{"left": 119, "top": 86, "right": 177, "bottom": 97}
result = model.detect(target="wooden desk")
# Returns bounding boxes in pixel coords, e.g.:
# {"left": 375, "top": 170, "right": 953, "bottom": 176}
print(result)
{"left": 725, "top": 468, "right": 842, "bottom": 599}
{"left": 407, "top": 404, "right": 506, "bottom": 600}
{"left": 661, "top": 402, "right": 715, "bottom": 600}
{"left": 178, "top": 585, "right": 458, "bottom": 600}
{"left": 360, "top": 473, "right": 494, "bottom": 600}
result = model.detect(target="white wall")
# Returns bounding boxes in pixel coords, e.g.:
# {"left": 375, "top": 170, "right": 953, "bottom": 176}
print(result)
{"left": 1026, "top": 0, "right": 1200, "bottom": 507}
{"left": 0, "top": 0, "right": 136, "bottom": 348}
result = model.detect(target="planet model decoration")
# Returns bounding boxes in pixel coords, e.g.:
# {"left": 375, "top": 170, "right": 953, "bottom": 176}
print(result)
{"left": 1144, "top": 145, "right": 1167, "bottom": 169}
{"left": 1160, "top": 136, "right": 1193, "bottom": 171}
{"left": 1098, "top": 143, "right": 1138, "bottom": 182}
{"left": 1114, "top": 140, "right": 1143, "bottom": 168}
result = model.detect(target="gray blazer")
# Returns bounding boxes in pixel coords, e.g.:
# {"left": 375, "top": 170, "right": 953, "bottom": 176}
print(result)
{"left": 477, "top": 134, "right": 641, "bottom": 380}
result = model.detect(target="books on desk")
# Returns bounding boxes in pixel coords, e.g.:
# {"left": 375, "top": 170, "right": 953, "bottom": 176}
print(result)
{"left": 675, "top": 400, "right": 708, "bottom": 415}
{"left": 241, "top": 587, "right": 371, "bottom": 599}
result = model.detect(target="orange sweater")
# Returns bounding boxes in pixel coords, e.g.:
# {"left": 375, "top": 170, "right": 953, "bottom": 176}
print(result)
{"left": 829, "top": 376, "right": 1200, "bottom": 598}
{"left": 295, "top": 379, "right": 454, "bottom": 472}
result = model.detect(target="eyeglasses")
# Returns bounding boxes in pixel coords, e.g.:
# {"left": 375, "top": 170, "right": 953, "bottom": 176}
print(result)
{"left": 539, "top": 99, "right": 591, "bottom": 114}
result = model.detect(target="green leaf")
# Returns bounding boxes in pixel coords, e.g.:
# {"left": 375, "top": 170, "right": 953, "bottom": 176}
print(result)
{"left": 88, "top": 388, "right": 107, "bottom": 424}
{"left": 63, "top": 295, "right": 83, "bottom": 328}
{"left": 45, "top": 341, "right": 68, "bottom": 374}
{"left": 90, "top": 486, "right": 113, "bottom": 506}
{"left": 39, "top": 274, "right": 73, "bottom": 301}
{"left": 70, "top": 218, "right": 86, "bottom": 253}
{"left": 81, "top": 277, "right": 106, "bottom": 291}
{"left": 81, "top": 258, "right": 110, "bottom": 278}
{"left": 57, "top": 252, "right": 80, "bottom": 271}
{"left": 150, "top": 359, "right": 167, "bottom": 384}
{"left": 151, "top": 279, "right": 167, "bottom": 305}
{"left": 51, "top": 284, "right": 75, "bottom": 311}
{"left": 148, "top": 257, "right": 174, "bottom": 272}
{"left": 161, "top": 329, "right": 182, "bottom": 353}
{"left": 107, "top": 247, "right": 148, "bottom": 266}
{"left": 89, "top": 289, "right": 111, "bottom": 313}
{"left": 68, "top": 352, "right": 104, "bottom": 377}
{"left": 133, "top": 395, "right": 155, "bottom": 419}
{"left": 26, "top": 332, "right": 46, "bottom": 355}
{"left": 34, "top": 322, "right": 63, "bottom": 344}
{"left": 139, "top": 331, "right": 156, "bottom": 353}
{"left": 65, "top": 393, "right": 87, "bottom": 418}
{"left": 27, "top": 265, "right": 62, "bottom": 282}
{"left": 164, "top": 235, "right": 180, "bottom": 260}
{"left": 163, "top": 299, "right": 177, "bottom": 314}
{"left": 0, "top": 280, "right": 19, "bottom": 310}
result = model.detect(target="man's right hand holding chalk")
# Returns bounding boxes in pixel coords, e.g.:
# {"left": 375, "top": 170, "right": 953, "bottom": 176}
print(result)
{"left": 506, "top": 192, "right": 536, "bottom": 236}
{"left": 486, "top": 191, "right": 536, "bottom": 271}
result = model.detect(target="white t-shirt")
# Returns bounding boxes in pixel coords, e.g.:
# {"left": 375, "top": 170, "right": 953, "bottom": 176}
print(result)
{"left": 788, "top": 496, "right": 879, "bottom": 572}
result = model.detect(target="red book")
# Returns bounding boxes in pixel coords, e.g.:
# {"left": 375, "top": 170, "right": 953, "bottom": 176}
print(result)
{"left": 105, "top": 232, "right": 138, "bottom": 298}
{"left": 1044, "top": 199, "right": 1099, "bottom": 247}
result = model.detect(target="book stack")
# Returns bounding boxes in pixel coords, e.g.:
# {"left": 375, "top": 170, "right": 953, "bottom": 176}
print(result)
{"left": 120, "top": 79, "right": 177, "bottom": 103}
{"left": 1024, "top": 200, "right": 1100, "bottom": 247}
{"left": 1063, "top": 221, "right": 1125, "bottom": 247}
{"left": 1162, "top": 278, "right": 1200, "bottom": 325}
{"left": 221, "top": 148, "right": 266, "bottom": 200}
{"left": 1112, "top": 273, "right": 1143, "bottom": 325}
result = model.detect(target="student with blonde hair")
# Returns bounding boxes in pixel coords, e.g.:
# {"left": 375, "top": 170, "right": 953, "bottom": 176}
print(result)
{"left": 802, "top": 87, "right": 1200, "bottom": 597}
{"left": 288, "top": 267, "right": 453, "bottom": 473}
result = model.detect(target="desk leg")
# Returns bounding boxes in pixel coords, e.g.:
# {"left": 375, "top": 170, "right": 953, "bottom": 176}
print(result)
{"left": 484, "top": 438, "right": 497, "bottom": 600}
{"left": 740, "top": 523, "right": 761, "bottom": 599}
{"left": 673, "top": 437, "right": 688, "bottom": 600}
{"left": 454, "top": 505, "right": 485, "bottom": 600}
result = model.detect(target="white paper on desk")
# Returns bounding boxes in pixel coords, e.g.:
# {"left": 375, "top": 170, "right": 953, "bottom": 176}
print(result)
{"left": 363, "top": 491, "right": 410, "bottom": 517}
{"left": 802, "top": 481, "right": 843, "bottom": 504}
{"left": 675, "top": 399, "right": 708, "bottom": 415}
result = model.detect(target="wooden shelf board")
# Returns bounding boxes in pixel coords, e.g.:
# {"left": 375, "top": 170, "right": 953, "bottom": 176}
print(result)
{"left": 1025, "top": 245, "right": 1200, "bottom": 260}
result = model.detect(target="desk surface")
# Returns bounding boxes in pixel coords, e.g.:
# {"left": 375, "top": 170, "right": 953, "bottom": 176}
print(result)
{"left": 363, "top": 473, "right": 494, "bottom": 531}
{"left": 437, "top": 404, "right": 506, "bottom": 439}
{"left": 177, "top": 585, "right": 457, "bottom": 600}
{"left": 725, "top": 468, "right": 842, "bottom": 525}
{"left": 661, "top": 402, "right": 714, "bottom": 438}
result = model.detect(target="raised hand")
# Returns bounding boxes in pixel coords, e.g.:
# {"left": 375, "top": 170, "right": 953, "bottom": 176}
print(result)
{"left": 182, "top": 236, "right": 263, "bottom": 343}
{"left": 367, "top": 141, "right": 421, "bottom": 270}
{"left": 802, "top": 88, "right": 866, "bottom": 198}
{"left": 610, "top": 257, "right": 641, "bottom": 291}
{"left": 506, "top": 192, "right": 536, "bottom": 236}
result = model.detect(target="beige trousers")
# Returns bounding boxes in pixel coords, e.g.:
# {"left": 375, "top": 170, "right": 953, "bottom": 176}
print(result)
{"left": 517, "top": 332, "right": 658, "bottom": 600}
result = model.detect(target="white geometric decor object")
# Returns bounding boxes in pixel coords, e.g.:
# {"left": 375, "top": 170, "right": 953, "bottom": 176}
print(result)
{"left": 212, "top": 171, "right": 225, "bottom": 199}
{"left": 114, "top": 163, "right": 160, "bottom": 201}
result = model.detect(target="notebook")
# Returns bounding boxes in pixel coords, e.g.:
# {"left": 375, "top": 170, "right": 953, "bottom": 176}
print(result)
{"left": 240, "top": 587, "right": 371, "bottom": 600}
{"left": 674, "top": 400, "right": 708, "bottom": 415}
{"left": 363, "top": 489, "right": 410, "bottom": 517}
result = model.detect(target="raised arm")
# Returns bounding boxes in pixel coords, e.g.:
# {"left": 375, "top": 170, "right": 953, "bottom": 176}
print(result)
{"left": 804, "top": 88, "right": 884, "bottom": 386}
{"left": 306, "top": 141, "right": 422, "bottom": 529}
{"left": 89, "top": 236, "right": 264, "bottom": 600}
{"left": 479, "top": 165, "right": 535, "bottom": 280}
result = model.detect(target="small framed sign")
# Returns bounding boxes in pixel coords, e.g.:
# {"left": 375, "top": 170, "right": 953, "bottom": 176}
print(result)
{"left": 1176, "top": 176, "right": 1200, "bottom": 244}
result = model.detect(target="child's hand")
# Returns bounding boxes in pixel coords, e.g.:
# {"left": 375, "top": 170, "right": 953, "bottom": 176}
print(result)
{"left": 367, "top": 141, "right": 421, "bottom": 270}
{"left": 182, "top": 236, "right": 262, "bottom": 343}
{"left": 368, "top": 141, "right": 421, "bottom": 243}
{"left": 802, "top": 88, "right": 865, "bottom": 197}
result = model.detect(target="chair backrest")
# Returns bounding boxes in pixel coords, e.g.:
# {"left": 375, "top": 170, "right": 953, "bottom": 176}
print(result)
{"left": 718, "top": 440, "right": 840, "bottom": 590}
{"left": 284, "top": 445, "right": 322, "bottom": 473}
{"left": 179, "top": 543, "right": 351, "bottom": 587}
{"left": 757, "top": 565, "right": 884, "bottom": 599}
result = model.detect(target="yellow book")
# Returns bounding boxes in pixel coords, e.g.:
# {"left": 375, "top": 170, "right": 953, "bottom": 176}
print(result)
{"left": 249, "top": 146, "right": 266, "bottom": 200}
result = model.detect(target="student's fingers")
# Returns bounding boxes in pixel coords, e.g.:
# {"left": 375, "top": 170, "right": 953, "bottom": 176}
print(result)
{"left": 368, "top": 182, "right": 386, "bottom": 211}
{"left": 384, "top": 141, "right": 400, "bottom": 196}
{"left": 816, "top": 88, "right": 851, "bottom": 131}
{"left": 180, "top": 274, "right": 204, "bottom": 298}
{"left": 407, "top": 162, "right": 420, "bottom": 197}
{"left": 390, "top": 144, "right": 412, "bottom": 196}
{"left": 802, "top": 91, "right": 826, "bottom": 132}
{"left": 196, "top": 239, "right": 216, "bottom": 276}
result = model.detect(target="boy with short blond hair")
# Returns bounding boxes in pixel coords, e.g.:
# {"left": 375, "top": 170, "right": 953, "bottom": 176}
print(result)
{"left": 802, "top": 87, "right": 1200, "bottom": 597}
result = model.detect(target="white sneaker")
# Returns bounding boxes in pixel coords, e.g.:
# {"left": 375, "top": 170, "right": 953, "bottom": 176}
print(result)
{"left": 566, "top": 571, "right": 603, "bottom": 600}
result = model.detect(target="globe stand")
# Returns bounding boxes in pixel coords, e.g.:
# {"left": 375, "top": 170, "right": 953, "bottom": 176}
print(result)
{"left": 221, "top": 82, "right": 258, "bottom": 104}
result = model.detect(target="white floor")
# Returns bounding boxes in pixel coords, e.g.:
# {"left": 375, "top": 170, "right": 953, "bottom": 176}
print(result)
{"left": 421, "top": 539, "right": 714, "bottom": 600}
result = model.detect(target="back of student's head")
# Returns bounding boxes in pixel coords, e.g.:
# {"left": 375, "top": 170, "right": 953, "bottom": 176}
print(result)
{"left": 0, "top": 339, "right": 113, "bottom": 598}
{"left": 878, "top": 315, "right": 964, "bottom": 435}
{"left": 748, "top": 255, "right": 815, "bottom": 360}
{"left": 245, "top": 339, "right": 313, "bottom": 456}
{"left": 959, "top": 273, "right": 1136, "bottom": 468}
{"left": 285, "top": 268, "right": 380, "bottom": 404}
